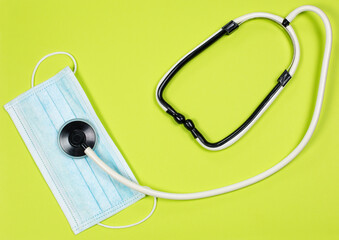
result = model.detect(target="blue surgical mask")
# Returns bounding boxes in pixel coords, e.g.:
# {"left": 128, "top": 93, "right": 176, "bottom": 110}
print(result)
{"left": 4, "top": 66, "right": 145, "bottom": 234}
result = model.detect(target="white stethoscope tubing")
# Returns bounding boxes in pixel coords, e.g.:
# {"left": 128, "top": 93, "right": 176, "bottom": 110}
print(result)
{"left": 85, "top": 5, "right": 332, "bottom": 200}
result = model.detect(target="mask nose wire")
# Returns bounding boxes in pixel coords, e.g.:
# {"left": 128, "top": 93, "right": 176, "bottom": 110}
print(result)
{"left": 31, "top": 51, "right": 77, "bottom": 88}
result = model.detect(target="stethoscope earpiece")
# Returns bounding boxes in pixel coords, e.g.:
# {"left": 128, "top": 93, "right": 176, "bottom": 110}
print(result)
{"left": 59, "top": 120, "right": 96, "bottom": 157}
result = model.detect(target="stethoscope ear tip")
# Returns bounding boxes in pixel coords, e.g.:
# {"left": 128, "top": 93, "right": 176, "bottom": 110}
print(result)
{"left": 59, "top": 120, "right": 96, "bottom": 158}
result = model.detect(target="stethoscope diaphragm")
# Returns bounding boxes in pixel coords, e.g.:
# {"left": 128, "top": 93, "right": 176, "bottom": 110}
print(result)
{"left": 59, "top": 120, "right": 96, "bottom": 157}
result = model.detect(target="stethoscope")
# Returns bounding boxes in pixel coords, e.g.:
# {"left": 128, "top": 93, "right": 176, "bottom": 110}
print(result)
{"left": 50, "top": 5, "right": 331, "bottom": 201}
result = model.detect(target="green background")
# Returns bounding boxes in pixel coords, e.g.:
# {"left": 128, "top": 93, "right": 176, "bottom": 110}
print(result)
{"left": 0, "top": 0, "right": 338, "bottom": 239}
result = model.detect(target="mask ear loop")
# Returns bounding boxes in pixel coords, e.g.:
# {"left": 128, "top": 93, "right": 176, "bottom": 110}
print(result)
{"left": 97, "top": 195, "right": 157, "bottom": 229}
{"left": 31, "top": 51, "right": 77, "bottom": 88}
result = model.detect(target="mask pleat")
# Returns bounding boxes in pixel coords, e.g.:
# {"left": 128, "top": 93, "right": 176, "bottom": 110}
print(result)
{"left": 61, "top": 76, "right": 138, "bottom": 200}
{"left": 46, "top": 83, "right": 115, "bottom": 212}
{"left": 18, "top": 94, "right": 103, "bottom": 221}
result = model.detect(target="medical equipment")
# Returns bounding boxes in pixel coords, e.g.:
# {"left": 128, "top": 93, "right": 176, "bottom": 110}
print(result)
{"left": 59, "top": 120, "right": 96, "bottom": 157}
{"left": 5, "top": 4, "right": 332, "bottom": 233}
{"left": 85, "top": 5, "right": 332, "bottom": 199}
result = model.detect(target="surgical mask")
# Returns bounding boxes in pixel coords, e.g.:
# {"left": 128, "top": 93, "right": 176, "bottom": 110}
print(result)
{"left": 4, "top": 55, "right": 146, "bottom": 234}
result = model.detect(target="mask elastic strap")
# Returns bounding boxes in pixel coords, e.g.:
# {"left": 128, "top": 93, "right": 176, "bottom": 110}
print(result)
{"left": 97, "top": 195, "right": 157, "bottom": 229}
{"left": 31, "top": 52, "right": 77, "bottom": 88}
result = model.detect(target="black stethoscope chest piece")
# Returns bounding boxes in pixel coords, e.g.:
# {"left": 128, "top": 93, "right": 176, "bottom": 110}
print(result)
{"left": 59, "top": 120, "right": 96, "bottom": 157}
